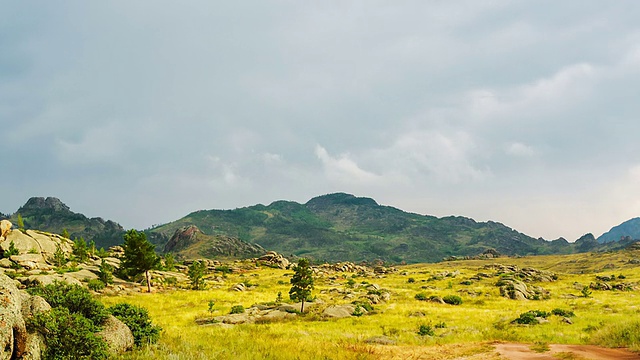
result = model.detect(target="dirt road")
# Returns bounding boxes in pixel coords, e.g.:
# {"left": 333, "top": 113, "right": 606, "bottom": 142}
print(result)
{"left": 494, "top": 343, "right": 640, "bottom": 360}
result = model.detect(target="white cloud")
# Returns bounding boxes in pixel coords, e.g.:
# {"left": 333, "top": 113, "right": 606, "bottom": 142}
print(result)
{"left": 315, "top": 145, "right": 382, "bottom": 185}
{"left": 506, "top": 142, "right": 535, "bottom": 157}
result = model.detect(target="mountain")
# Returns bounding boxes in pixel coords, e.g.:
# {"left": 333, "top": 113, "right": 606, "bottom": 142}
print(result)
{"left": 163, "top": 225, "right": 265, "bottom": 260}
{"left": 597, "top": 217, "right": 640, "bottom": 243}
{"left": 146, "top": 193, "right": 596, "bottom": 263}
{"left": 10, "top": 197, "right": 125, "bottom": 248}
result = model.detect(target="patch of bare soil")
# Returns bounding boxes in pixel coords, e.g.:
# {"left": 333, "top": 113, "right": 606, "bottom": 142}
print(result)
{"left": 494, "top": 343, "right": 640, "bottom": 360}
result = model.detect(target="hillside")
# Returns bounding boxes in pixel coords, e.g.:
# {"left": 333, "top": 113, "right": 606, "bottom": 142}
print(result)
{"left": 597, "top": 217, "right": 640, "bottom": 243}
{"left": 9, "top": 197, "right": 125, "bottom": 248}
{"left": 147, "top": 193, "right": 600, "bottom": 263}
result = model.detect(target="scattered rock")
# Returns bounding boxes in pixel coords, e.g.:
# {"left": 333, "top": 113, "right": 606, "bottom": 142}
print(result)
{"left": 231, "top": 283, "right": 246, "bottom": 292}
{"left": 0, "top": 273, "right": 28, "bottom": 359}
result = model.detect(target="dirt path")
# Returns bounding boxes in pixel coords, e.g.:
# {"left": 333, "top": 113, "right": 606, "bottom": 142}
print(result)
{"left": 494, "top": 343, "right": 640, "bottom": 360}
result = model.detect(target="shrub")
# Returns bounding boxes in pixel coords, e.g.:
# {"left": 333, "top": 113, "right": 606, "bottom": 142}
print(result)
{"left": 230, "top": 305, "right": 245, "bottom": 314}
{"left": 108, "top": 303, "right": 162, "bottom": 347}
{"left": 27, "top": 281, "right": 109, "bottom": 326}
{"left": 26, "top": 307, "right": 109, "bottom": 360}
{"left": 581, "top": 286, "right": 592, "bottom": 298}
{"left": 415, "top": 292, "right": 428, "bottom": 301}
{"left": 352, "top": 305, "right": 365, "bottom": 317}
{"left": 351, "top": 300, "right": 374, "bottom": 312}
{"left": 215, "top": 265, "right": 232, "bottom": 274}
{"left": 435, "top": 321, "right": 447, "bottom": 329}
{"left": 551, "top": 308, "right": 575, "bottom": 317}
{"left": 513, "top": 310, "right": 549, "bottom": 325}
{"left": 443, "top": 295, "right": 463, "bottom": 305}
{"left": 87, "top": 279, "right": 106, "bottom": 291}
{"left": 3, "top": 240, "right": 19, "bottom": 257}
{"left": 417, "top": 324, "right": 435, "bottom": 336}
{"left": 407, "top": 277, "right": 416, "bottom": 283}
{"left": 460, "top": 280, "right": 473, "bottom": 285}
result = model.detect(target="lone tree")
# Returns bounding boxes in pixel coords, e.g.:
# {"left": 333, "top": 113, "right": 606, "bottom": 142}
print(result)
{"left": 289, "top": 258, "right": 314, "bottom": 313}
{"left": 188, "top": 260, "right": 207, "bottom": 290}
{"left": 121, "top": 229, "right": 160, "bottom": 292}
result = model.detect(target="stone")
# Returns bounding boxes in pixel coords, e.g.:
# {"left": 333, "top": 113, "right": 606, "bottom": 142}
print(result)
{"left": 20, "top": 295, "right": 51, "bottom": 318}
{"left": 322, "top": 305, "right": 355, "bottom": 318}
{"left": 97, "top": 315, "right": 134, "bottom": 354}
{"left": 258, "top": 310, "right": 296, "bottom": 322}
{"left": 64, "top": 269, "right": 99, "bottom": 282}
{"left": 562, "top": 317, "right": 573, "bottom": 325}
{"left": 22, "top": 332, "right": 45, "bottom": 360}
{"left": 231, "top": 283, "right": 246, "bottom": 292}
{"left": 10, "top": 254, "right": 47, "bottom": 270}
{"left": 0, "top": 273, "right": 28, "bottom": 360}
{"left": 0, "top": 258, "right": 12, "bottom": 268}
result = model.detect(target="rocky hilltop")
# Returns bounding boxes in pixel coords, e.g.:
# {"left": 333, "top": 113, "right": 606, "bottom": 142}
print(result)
{"left": 10, "top": 197, "right": 125, "bottom": 248}
{"left": 597, "top": 217, "right": 640, "bottom": 244}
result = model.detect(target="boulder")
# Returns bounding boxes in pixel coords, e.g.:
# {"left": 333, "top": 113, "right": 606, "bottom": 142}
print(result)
{"left": 97, "top": 315, "right": 134, "bottom": 355}
{"left": 10, "top": 254, "right": 49, "bottom": 270}
{"left": 257, "top": 251, "right": 290, "bottom": 269}
{"left": 322, "top": 305, "right": 355, "bottom": 318}
{"left": 0, "top": 220, "right": 11, "bottom": 239}
{"left": 0, "top": 273, "right": 28, "bottom": 360}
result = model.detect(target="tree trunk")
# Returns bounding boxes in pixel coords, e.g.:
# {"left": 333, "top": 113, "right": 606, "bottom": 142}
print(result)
{"left": 145, "top": 270, "right": 152, "bottom": 293}
{"left": 301, "top": 299, "right": 305, "bottom": 313}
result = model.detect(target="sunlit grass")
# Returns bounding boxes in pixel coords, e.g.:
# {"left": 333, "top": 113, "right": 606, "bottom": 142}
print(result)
{"left": 101, "top": 250, "right": 640, "bottom": 359}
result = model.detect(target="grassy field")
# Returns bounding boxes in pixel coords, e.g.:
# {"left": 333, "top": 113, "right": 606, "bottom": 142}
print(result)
{"left": 101, "top": 249, "right": 640, "bottom": 359}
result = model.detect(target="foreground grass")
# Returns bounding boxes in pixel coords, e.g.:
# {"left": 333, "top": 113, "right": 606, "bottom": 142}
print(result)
{"left": 101, "top": 250, "right": 640, "bottom": 359}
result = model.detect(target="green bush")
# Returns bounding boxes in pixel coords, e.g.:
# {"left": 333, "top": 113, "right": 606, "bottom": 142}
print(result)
{"left": 551, "top": 308, "right": 575, "bottom": 317}
{"left": 407, "top": 277, "right": 416, "bottom": 283}
{"left": 3, "top": 240, "right": 19, "bottom": 258}
{"left": 98, "top": 259, "right": 114, "bottom": 285}
{"left": 26, "top": 307, "right": 109, "bottom": 360}
{"left": 417, "top": 324, "right": 435, "bottom": 336}
{"left": 352, "top": 305, "right": 365, "bottom": 317}
{"left": 27, "top": 281, "right": 109, "bottom": 326}
{"left": 108, "top": 303, "right": 162, "bottom": 347}
{"left": 513, "top": 310, "right": 549, "bottom": 325}
{"left": 442, "top": 295, "right": 463, "bottom": 305}
{"left": 87, "top": 279, "right": 106, "bottom": 291}
{"left": 351, "top": 300, "right": 374, "bottom": 312}
{"left": 415, "top": 292, "right": 428, "bottom": 301}
{"left": 230, "top": 305, "right": 245, "bottom": 314}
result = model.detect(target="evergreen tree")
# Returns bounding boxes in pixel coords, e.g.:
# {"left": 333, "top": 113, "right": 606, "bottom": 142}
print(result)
{"left": 54, "top": 244, "right": 67, "bottom": 267}
{"left": 188, "top": 260, "right": 207, "bottom": 290}
{"left": 17, "top": 214, "right": 25, "bottom": 230}
{"left": 121, "top": 230, "right": 160, "bottom": 293}
{"left": 73, "top": 237, "right": 88, "bottom": 262}
{"left": 61, "top": 228, "right": 70, "bottom": 239}
{"left": 289, "top": 258, "right": 314, "bottom": 313}
{"left": 99, "top": 259, "right": 114, "bottom": 285}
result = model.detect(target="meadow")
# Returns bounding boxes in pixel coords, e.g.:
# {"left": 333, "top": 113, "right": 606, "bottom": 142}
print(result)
{"left": 101, "top": 249, "right": 640, "bottom": 359}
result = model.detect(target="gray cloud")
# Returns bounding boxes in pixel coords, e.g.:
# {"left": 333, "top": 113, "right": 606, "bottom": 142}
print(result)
{"left": 2, "top": 1, "right": 640, "bottom": 240}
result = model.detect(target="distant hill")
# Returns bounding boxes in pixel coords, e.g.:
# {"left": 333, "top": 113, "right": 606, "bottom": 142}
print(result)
{"left": 146, "top": 193, "right": 598, "bottom": 263}
{"left": 10, "top": 197, "right": 125, "bottom": 248}
{"left": 162, "top": 225, "right": 265, "bottom": 260}
{"left": 597, "top": 217, "right": 640, "bottom": 244}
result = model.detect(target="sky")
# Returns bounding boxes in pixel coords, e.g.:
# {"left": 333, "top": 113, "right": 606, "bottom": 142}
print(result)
{"left": 2, "top": 1, "right": 640, "bottom": 241}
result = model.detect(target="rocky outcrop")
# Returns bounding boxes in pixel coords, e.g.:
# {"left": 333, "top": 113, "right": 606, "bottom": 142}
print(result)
{"left": 164, "top": 225, "right": 265, "bottom": 259}
{"left": 256, "top": 251, "right": 290, "bottom": 269}
{"left": 0, "top": 273, "right": 27, "bottom": 359}
{"left": 12, "top": 197, "right": 125, "bottom": 249}
{"left": 0, "top": 220, "right": 11, "bottom": 239}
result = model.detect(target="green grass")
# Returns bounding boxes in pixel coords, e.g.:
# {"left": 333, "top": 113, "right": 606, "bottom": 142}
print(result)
{"left": 100, "top": 249, "right": 640, "bottom": 359}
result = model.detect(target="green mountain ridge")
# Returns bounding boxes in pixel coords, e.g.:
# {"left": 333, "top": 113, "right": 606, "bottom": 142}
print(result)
{"left": 145, "top": 193, "right": 627, "bottom": 263}
{"left": 3, "top": 193, "right": 636, "bottom": 264}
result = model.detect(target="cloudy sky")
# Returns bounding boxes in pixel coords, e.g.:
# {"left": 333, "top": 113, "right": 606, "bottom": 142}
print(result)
{"left": 2, "top": 1, "right": 640, "bottom": 241}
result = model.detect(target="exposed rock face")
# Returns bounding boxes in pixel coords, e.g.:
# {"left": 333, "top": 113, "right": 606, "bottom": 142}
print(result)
{"left": 164, "top": 225, "right": 265, "bottom": 259}
{"left": 97, "top": 316, "right": 134, "bottom": 354}
{"left": 164, "top": 225, "right": 201, "bottom": 253}
{"left": 0, "top": 274, "right": 28, "bottom": 360}
{"left": 322, "top": 305, "right": 356, "bottom": 318}
{"left": 257, "top": 251, "right": 290, "bottom": 269}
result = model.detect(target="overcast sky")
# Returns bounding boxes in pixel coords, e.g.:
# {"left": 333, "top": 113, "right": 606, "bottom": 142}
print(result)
{"left": 2, "top": 1, "right": 640, "bottom": 241}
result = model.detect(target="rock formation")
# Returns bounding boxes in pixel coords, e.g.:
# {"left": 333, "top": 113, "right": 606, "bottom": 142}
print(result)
{"left": 0, "top": 220, "right": 11, "bottom": 239}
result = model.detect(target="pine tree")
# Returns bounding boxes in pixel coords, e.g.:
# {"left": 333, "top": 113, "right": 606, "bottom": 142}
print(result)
{"left": 121, "top": 230, "right": 160, "bottom": 292}
{"left": 188, "top": 260, "right": 207, "bottom": 290}
{"left": 289, "top": 258, "right": 314, "bottom": 313}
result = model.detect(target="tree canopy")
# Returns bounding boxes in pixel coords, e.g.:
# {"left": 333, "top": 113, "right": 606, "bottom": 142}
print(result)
{"left": 121, "top": 229, "right": 160, "bottom": 292}
{"left": 289, "top": 258, "right": 314, "bottom": 313}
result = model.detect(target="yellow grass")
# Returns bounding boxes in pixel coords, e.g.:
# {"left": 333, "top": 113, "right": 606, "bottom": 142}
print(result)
{"left": 101, "top": 250, "right": 640, "bottom": 359}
